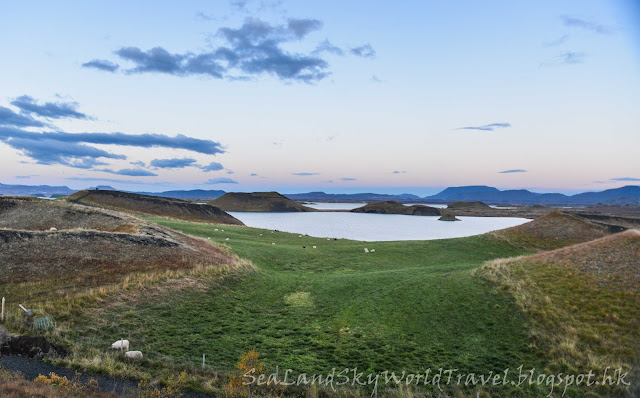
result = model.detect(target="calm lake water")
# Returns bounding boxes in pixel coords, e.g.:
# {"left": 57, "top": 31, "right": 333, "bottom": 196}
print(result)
{"left": 303, "top": 202, "right": 367, "bottom": 210}
{"left": 228, "top": 211, "right": 529, "bottom": 241}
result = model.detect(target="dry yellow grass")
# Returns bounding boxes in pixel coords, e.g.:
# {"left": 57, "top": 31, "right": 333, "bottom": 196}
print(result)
{"left": 0, "top": 368, "right": 117, "bottom": 398}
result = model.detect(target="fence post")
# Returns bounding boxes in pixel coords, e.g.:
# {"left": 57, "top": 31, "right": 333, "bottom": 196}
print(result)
{"left": 202, "top": 354, "right": 206, "bottom": 369}
{"left": 1, "top": 297, "right": 4, "bottom": 322}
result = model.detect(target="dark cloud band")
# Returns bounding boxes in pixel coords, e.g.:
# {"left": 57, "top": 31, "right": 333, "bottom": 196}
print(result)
{"left": 84, "top": 18, "right": 374, "bottom": 83}
{"left": 10, "top": 95, "right": 89, "bottom": 120}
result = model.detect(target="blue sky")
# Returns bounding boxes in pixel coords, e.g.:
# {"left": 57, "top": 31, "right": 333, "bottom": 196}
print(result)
{"left": 1, "top": 0, "right": 638, "bottom": 195}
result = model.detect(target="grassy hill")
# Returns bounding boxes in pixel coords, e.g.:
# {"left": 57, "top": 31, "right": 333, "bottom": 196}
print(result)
{"left": 66, "top": 189, "right": 243, "bottom": 225}
{"left": 491, "top": 211, "right": 612, "bottom": 250}
{"left": 479, "top": 230, "right": 640, "bottom": 395}
{"left": 3, "top": 205, "right": 635, "bottom": 396}
{"left": 209, "top": 191, "right": 315, "bottom": 212}
{"left": 351, "top": 201, "right": 441, "bottom": 215}
{"left": 47, "top": 218, "right": 557, "bottom": 397}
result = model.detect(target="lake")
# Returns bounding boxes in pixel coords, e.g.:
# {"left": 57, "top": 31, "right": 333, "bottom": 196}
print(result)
{"left": 228, "top": 211, "right": 529, "bottom": 241}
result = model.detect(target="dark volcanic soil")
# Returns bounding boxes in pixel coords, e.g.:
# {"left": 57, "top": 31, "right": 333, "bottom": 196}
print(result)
{"left": 1, "top": 335, "right": 68, "bottom": 359}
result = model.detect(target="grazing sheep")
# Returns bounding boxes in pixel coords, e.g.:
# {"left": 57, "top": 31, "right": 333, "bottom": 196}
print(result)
{"left": 207, "top": 237, "right": 211, "bottom": 240}
{"left": 111, "top": 339, "right": 129, "bottom": 351}
{"left": 272, "top": 242, "right": 276, "bottom": 245}
{"left": 221, "top": 229, "right": 224, "bottom": 232}
{"left": 125, "top": 351, "right": 143, "bottom": 360}
{"left": 49, "top": 227, "right": 57, "bottom": 231}
{"left": 299, "top": 235, "right": 303, "bottom": 238}
{"left": 327, "top": 238, "right": 330, "bottom": 240}
{"left": 364, "top": 248, "right": 369, "bottom": 253}
{"left": 214, "top": 228, "right": 219, "bottom": 231}
{"left": 371, "top": 249, "right": 375, "bottom": 253}
{"left": 260, "top": 233, "right": 263, "bottom": 236}
{"left": 313, "top": 246, "right": 317, "bottom": 249}
{"left": 225, "top": 238, "right": 230, "bottom": 241}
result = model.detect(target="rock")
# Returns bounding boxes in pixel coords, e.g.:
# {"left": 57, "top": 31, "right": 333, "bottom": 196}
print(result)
{"left": 0, "top": 335, "right": 68, "bottom": 359}
{"left": 351, "top": 201, "right": 441, "bottom": 216}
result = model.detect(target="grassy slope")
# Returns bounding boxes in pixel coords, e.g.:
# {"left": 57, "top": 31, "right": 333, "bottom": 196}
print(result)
{"left": 479, "top": 230, "right": 640, "bottom": 397}
{"left": 71, "top": 218, "right": 547, "bottom": 395}
{"left": 491, "top": 211, "right": 610, "bottom": 251}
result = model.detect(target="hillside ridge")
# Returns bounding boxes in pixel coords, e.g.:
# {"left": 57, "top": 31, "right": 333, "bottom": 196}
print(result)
{"left": 67, "top": 189, "right": 243, "bottom": 225}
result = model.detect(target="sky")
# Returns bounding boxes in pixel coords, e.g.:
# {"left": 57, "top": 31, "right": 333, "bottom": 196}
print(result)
{"left": 1, "top": 0, "right": 639, "bottom": 196}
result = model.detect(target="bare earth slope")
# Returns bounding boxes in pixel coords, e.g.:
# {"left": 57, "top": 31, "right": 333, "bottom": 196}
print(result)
{"left": 491, "top": 211, "right": 612, "bottom": 250}
{"left": 209, "top": 191, "right": 316, "bottom": 212}
{"left": 0, "top": 197, "right": 238, "bottom": 294}
{"left": 479, "top": 230, "right": 640, "bottom": 395}
{"left": 0, "top": 196, "right": 137, "bottom": 232}
{"left": 67, "top": 189, "right": 243, "bottom": 225}
{"left": 351, "top": 201, "right": 441, "bottom": 216}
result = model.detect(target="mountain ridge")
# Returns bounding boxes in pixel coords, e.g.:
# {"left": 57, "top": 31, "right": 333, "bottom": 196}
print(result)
{"left": 1, "top": 183, "right": 639, "bottom": 205}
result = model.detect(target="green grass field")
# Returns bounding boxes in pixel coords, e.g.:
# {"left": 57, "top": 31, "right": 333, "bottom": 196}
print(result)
{"left": 63, "top": 218, "right": 553, "bottom": 396}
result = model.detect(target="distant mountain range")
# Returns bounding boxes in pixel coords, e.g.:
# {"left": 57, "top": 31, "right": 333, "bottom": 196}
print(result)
{"left": 1, "top": 183, "right": 639, "bottom": 205}
{"left": 287, "top": 185, "right": 640, "bottom": 205}
{"left": 0, "top": 183, "right": 75, "bottom": 197}
{"left": 285, "top": 191, "right": 421, "bottom": 202}
{"left": 138, "top": 189, "right": 227, "bottom": 199}
{"left": 421, "top": 185, "right": 640, "bottom": 205}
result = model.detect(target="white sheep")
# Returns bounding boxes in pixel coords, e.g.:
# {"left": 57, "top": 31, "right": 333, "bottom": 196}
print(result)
{"left": 370, "top": 249, "right": 376, "bottom": 253}
{"left": 225, "top": 238, "right": 230, "bottom": 241}
{"left": 111, "top": 339, "right": 129, "bottom": 351}
{"left": 272, "top": 242, "right": 276, "bottom": 245}
{"left": 299, "top": 235, "right": 303, "bottom": 238}
{"left": 207, "top": 237, "right": 211, "bottom": 240}
{"left": 221, "top": 229, "right": 224, "bottom": 232}
{"left": 49, "top": 227, "right": 57, "bottom": 231}
{"left": 313, "top": 246, "right": 317, "bottom": 249}
{"left": 327, "top": 238, "right": 330, "bottom": 240}
{"left": 214, "top": 228, "right": 219, "bottom": 231}
{"left": 364, "top": 248, "right": 369, "bottom": 253}
{"left": 260, "top": 233, "right": 263, "bottom": 236}
{"left": 125, "top": 351, "right": 143, "bottom": 360}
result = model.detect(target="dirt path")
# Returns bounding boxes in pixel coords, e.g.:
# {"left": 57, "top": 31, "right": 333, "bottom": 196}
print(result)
{"left": 0, "top": 355, "right": 216, "bottom": 397}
